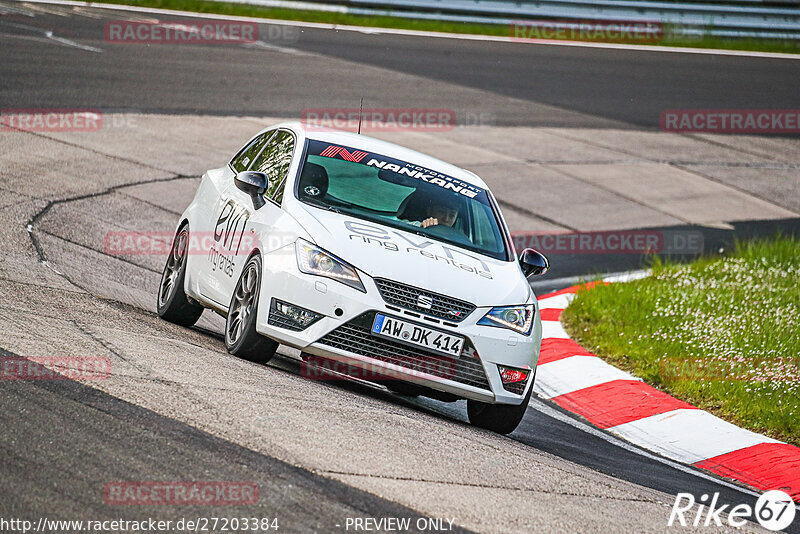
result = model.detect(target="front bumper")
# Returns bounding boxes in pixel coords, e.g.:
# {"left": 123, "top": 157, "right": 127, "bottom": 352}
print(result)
{"left": 255, "top": 244, "right": 542, "bottom": 405}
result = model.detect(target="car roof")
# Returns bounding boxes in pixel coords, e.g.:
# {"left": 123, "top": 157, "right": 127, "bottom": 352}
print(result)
{"left": 270, "top": 121, "right": 489, "bottom": 190}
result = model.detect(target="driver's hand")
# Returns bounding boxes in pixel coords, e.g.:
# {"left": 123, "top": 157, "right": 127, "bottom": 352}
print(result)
{"left": 421, "top": 217, "right": 439, "bottom": 228}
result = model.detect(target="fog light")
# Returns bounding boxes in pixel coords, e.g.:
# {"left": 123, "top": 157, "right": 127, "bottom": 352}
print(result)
{"left": 269, "top": 299, "right": 322, "bottom": 331}
{"left": 498, "top": 365, "right": 530, "bottom": 395}
{"left": 498, "top": 366, "right": 529, "bottom": 384}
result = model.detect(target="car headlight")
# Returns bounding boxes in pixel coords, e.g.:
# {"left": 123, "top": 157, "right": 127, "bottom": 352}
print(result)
{"left": 296, "top": 239, "right": 366, "bottom": 293}
{"left": 477, "top": 305, "right": 535, "bottom": 335}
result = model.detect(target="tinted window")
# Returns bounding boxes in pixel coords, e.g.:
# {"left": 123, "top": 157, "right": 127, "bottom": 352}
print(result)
{"left": 230, "top": 131, "right": 275, "bottom": 173}
{"left": 296, "top": 140, "right": 508, "bottom": 261}
{"left": 251, "top": 130, "right": 295, "bottom": 203}
{"left": 323, "top": 157, "right": 411, "bottom": 212}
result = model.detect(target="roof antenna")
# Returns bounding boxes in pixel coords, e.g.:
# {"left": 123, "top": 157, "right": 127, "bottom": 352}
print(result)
{"left": 357, "top": 98, "right": 363, "bottom": 135}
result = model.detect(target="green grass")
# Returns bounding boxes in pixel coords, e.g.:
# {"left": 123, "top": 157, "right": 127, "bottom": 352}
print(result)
{"left": 99, "top": 0, "right": 800, "bottom": 54}
{"left": 561, "top": 237, "right": 800, "bottom": 445}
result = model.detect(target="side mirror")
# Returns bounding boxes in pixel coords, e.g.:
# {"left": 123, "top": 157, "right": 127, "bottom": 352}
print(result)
{"left": 235, "top": 171, "right": 268, "bottom": 210}
{"left": 519, "top": 248, "right": 549, "bottom": 277}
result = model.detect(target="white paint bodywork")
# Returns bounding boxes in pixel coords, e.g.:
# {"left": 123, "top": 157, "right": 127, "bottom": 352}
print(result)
{"left": 177, "top": 122, "right": 542, "bottom": 405}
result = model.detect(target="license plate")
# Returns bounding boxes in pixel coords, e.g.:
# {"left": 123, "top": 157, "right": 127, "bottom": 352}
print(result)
{"left": 371, "top": 314, "right": 464, "bottom": 358}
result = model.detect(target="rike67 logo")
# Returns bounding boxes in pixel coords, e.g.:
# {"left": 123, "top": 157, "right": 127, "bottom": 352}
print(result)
{"left": 669, "top": 491, "right": 796, "bottom": 531}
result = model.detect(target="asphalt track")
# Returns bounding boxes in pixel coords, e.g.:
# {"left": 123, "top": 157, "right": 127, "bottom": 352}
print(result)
{"left": 0, "top": 347, "right": 471, "bottom": 534}
{"left": 1, "top": 1, "right": 799, "bottom": 128}
{"left": 1, "top": 2, "right": 799, "bottom": 532}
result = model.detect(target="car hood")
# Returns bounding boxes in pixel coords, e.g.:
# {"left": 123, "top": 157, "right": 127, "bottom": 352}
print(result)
{"left": 290, "top": 203, "right": 531, "bottom": 307}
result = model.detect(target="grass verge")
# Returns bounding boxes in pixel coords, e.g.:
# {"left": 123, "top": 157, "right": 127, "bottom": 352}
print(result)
{"left": 561, "top": 237, "right": 800, "bottom": 445}
{"left": 96, "top": 0, "right": 800, "bottom": 54}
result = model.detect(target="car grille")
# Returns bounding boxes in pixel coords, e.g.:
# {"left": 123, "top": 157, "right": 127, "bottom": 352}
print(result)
{"left": 268, "top": 313, "right": 303, "bottom": 331}
{"left": 373, "top": 278, "right": 476, "bottom": 323}
{"left": 502, "top": 379, "right": 527, "bottom": 395}
{"left": 317, "top": 312, "right": 491, "bottom": 391}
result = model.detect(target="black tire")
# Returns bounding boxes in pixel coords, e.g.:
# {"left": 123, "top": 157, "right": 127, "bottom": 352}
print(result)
{"left": 224, "top": 254, "right": 278, "bottom": 364}
{"left": 467, "top": 385, "right": 533, "bottom": 435}
{"left": 157, "top": 225, "right": 204, "bottom": 327}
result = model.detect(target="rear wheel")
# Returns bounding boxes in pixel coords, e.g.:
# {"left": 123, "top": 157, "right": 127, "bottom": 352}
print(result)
{"left": 467, "top": 385, "right": 532, "bottom": 435}
{"left": 225, "top": 254, "right": 278, "bottom": 364}
{"left": 157, "top": 225, "right": 204, "bottom": 327}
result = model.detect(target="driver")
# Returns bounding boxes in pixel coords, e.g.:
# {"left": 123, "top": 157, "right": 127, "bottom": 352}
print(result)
{"left": 420, "top": 197, "right": 459, "bottom": 228}
{"left": 402, "top": 193, "right": 461, "bottom": 229}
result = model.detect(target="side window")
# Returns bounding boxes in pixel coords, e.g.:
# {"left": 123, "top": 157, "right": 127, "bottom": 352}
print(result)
{"left": 250, "top": 130, "right": 295, "bottom": 203}
{"left": 230, "top": 131, "right": 275, "bottom": 173}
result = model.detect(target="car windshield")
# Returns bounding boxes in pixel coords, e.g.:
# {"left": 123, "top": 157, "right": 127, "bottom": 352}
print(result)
{"left": 295, "top": 140, "right": 509, "bottom": 261}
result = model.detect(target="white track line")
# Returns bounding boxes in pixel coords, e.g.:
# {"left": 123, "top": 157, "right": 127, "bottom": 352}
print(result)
{"left": 17, "top": 0, "right": 800, "bottom": 60}
{"left": 535, "top": 355, "right": 640, "bottom": 398}
{"left": 537, "top": 292, "right": 575, "bottom": 310}
{"left": 0, "top": 19, "right": 103, "bottom": 51}
{"left": 45, "top": 30, "right": 103, "bottom": 52}
{"left": 540, "top": 319, "right": 571, "bottom": 339}
{"left": 602, "top": 270, "right": 651, "bottom": 284}
{"left": 607, "top": 409, "right": 780, "bottom": 465}
{"left": 531, "top": 269, "right": 651, "bottom": 294}
{"left": 527, "top": 396, "right": 763, "bottom": 499}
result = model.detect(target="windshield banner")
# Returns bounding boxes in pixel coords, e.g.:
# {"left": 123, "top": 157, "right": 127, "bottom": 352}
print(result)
{"left": 308, "top": 140, "right": 484, "bottom": 199}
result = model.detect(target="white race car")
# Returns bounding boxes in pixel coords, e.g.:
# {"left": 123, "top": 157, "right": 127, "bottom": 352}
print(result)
{"left": 157, "top": 122, "right": 548, "bottom": 434}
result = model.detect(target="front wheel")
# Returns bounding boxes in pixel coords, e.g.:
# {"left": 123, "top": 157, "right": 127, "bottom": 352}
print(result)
{"left": 224, "top": 254, "right": 278, "bottom": 364}
{"left": 157, "top": 225, "right": 204, "bottom": 327}
{"left": 467, "top": 385, "right": 532, "bottom": 435}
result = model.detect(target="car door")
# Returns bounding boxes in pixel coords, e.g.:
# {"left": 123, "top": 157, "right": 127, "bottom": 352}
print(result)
{"left": 199, "top": 129, "right": 297, "bottom": 308}
{"left": 195, "top": 129, "right": 276, "bottom": 308}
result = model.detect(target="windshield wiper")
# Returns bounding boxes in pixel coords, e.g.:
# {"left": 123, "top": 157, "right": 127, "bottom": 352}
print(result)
{"left": 303, "top": 199, "right": 342, "bottom": 214}
{"left": 326, "top": 197, "right": 356, "bottom": 210}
